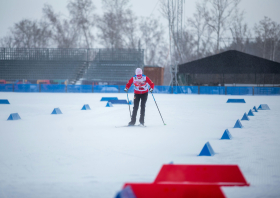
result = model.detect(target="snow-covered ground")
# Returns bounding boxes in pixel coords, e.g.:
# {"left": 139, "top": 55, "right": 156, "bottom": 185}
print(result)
{"left": 0, "top": 92, "right": 280, "bottom": 198}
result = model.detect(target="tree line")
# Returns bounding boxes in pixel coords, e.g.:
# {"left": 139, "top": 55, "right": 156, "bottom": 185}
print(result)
{"left": 0, "top": 0, "right": 279, "bottom": 66}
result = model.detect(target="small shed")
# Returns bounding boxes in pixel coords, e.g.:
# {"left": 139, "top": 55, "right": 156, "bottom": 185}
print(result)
{"left": 144, "top": 66, "right": 164, "bottom": 85}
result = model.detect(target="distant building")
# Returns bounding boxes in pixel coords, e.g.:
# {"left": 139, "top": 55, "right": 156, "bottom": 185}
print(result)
{"left": 144, "top": 65, "right": 164, "bottom": 85}
{"left": 178, "top": 50, "right": 280, "bottom": 86}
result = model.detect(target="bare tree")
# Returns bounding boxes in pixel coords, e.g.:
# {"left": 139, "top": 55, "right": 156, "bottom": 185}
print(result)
{"left": 0, "top": 19, "right": 51, "bottom": 48}
{"left": 97, "top": 0, "right": 131, "bottom": 48}
{"left": 270, "top": 21, "right": 280, "bottom": 61}
{"left": 180, "top": 30, "right": 197, "bottom": 62}
{"left": 122, "top": 9, "right": 139, "bottom": 49}
{"left": 139, "top": 17, "right": 166, "bottom": 65}
{"left": 0, "top": 35, "right": 16, "bottom": 48}
{"left": 229, "top": 9, "right": 251, "bottom": 52}
{"left": 43, "top": 4, "right": 78, "bottom": 48}
{"left": 254, "top": 16, "right": 280, "bottom": 61}
{"left": 187, "top": 1, "right": 212, "bottom": 58}
{"left": 205, "top": 0, "right": 241, "bottom": 53}
{"left": 159, "top": 0, "right": 177, "bottom": 64}
{"left": 67, "top": 0, "right": 96, "bottom": 48}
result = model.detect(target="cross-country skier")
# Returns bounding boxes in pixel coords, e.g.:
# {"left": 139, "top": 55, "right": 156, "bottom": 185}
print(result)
{"left": 124, "top": 68, "right": 155, "bottom": 126}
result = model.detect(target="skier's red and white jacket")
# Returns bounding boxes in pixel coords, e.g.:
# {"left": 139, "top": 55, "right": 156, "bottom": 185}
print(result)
{"left": 126, "top": 75, "right": 155, "bottom": 94}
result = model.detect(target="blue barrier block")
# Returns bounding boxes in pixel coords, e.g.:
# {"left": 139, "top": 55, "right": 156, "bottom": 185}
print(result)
{"left": 14, "top": 84, "right": 39, "bottom": 92}
{"left": 100, "top": 97, "right": 118, "bottom": 101}
{"left": 67, "top": 85, "right": 92, "bottom": 93}
{"left": 241, "top": 113, "right": 250, "bottom": 121}
{"left": 253, "top": 106, "right": 258, "bottom": 112}
{"left": 0, "top": 99, "right": 10, "bottom": 104}
{"left": 51, "top": 108, "right": 62, "bottom": 114}
{"left": 248, "top": 109, "right": 254, "bottom": 116}
{"left": 227, "top": 87, "right": 253, "bottom": 95}
{"left": 254, "top": 87, "right": 280, "bottom": 95}
{"left": 81, "top": 104, "right": 91, "bottom": 110}
{"left": 0, "top": 84, "right": 13, "bottom": 92}
{"left": 115, "top": 185, "right": 136, "bottom": 198}
{"left": 200, "top": 86, "right": 225, "bottom": 95}
{"left": 94, "top": 85, "right": 119, "bottom": 93}
{"left": 234, "top": 119, "right": 243, "bottom": 128}
{"left": 173, "top": 86, "right": 199, "bottom": 94}
{"left": 258, "top": 104, "right": 270, "bottom": 110}
{"left": 221, "top": 129, "right": 232, "bottom": 140}
{"left": 106, "top": 102, "right": 113, "bottom": 107}
{"left": 109, "top": 100, "right": 128, "bottom": 104}
{"left": 198, "top": 142, "right": 215, "bottom": 156}
{"left": 41, "top": 85, "right": 66, "bottom": 93}
{"left": 7, "top": 113, "right": 21, "bottom": 120}
{"left": 227, "top": 99, "right": 246, "bottom": 103}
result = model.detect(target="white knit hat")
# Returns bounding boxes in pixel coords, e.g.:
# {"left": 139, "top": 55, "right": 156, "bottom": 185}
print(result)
{"left": 135, "top": 68, "right": 142, "bottom": 75}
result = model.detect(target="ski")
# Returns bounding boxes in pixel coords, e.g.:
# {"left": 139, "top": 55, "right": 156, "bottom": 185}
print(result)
{"left": 115, "top": 124, "right": 146, "bottom": 128}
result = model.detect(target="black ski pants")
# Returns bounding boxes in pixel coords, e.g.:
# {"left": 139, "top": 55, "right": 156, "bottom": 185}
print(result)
{"left": 131, "top": 92, "right": 148, "bottom": 124}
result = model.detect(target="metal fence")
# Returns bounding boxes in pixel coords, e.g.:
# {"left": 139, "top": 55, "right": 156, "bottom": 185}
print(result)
{"left": 1, "top": 84, "right": 280, "bottom": 95}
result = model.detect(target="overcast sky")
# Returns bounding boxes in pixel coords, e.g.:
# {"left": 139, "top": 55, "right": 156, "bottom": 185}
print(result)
{"left": 0, "top": 0, "right": 279, "bottom": 39}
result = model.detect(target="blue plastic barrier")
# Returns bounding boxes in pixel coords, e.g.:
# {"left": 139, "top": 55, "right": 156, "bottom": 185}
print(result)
{"left": 100, "top": 97, "right": 118, "bottom": 101}
{"left": 234, "top": 119, "right": 243, "bottom": 128}
{"left": 93, "top": 85, "right": 119, "bottom": 93}
{"left": 0, "top": 99, "right": 10, "bottom": 104}
{"left": 221, "top": 129, "right": 232, "bottom": 140}
{"left": 173, "top": 86, "right": 199, "bottom": 94}
{"left": 119, "top": 85, "right": 135, "bottom": 93}
{"left": 7, "top": 113, "right": 21, "bottom": 120}
{"left": 0, "top": 84, "right": 13, "bottom": 92}
{"left": 153, "top": 86, "right": 172, "bottom": 94}
{"left": 81, "top": 104, "right": 91, "bottom": 110}
{"left": 227, "top": 87, "right": 253, "bottom": 95}
{"left": 109, "top": 100, "right": 128, "bottom": 104}
{"left": 67, "top": 85, "right": 92, "bottom": 93}
{"left": 254, "top": 87, "right": 280, "bottom": 95}
{"left": 258, "top": 104, "right": 270, "bottom": 110}
{"left": 198, "top": 142, "right": 215, "bottom": 156}
{"left": 14, "top": 84, "right": 39, "bottom": 92}
{"left": 227, "top": 99, "right": 246, "bottom": 103}
{"left": 200, "top": 86, "right": 225, "bottom": 95}
{"left": 41, "top": 84, "right": 66, "bottom": 93}
{"left": 106, "top": 102, "right": 113, "bottom": 107}
{"left": 51, "top": 108, "right": 62, "bottom": 114}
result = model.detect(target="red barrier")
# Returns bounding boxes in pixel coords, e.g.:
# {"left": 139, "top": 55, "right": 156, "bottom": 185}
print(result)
{"left": 37, "top": 80, "right": 50, "bottom": 84}
{"left": 123, "top": 183, "right": 225, "bottom": 198}
{"left": 0, "top": 80, "right": 6, "bottom": 84}
{"left": 154, "top": 164, "right": 249, "bottom": 186}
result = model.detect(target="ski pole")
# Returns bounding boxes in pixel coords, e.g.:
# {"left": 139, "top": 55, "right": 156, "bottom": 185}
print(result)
{"left": 126, "top": 92, "right": 132, "bottom": 118}
{"left": 151, "top": 91, "right": 166, "bottom": 125}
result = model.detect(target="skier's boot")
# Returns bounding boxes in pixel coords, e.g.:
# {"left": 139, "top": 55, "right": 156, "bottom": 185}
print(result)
{"left": 139, "top": 116, "right": 145, "bottom": 127}
{"left": 128, "top": 121, "right": 135, "bottom": 126}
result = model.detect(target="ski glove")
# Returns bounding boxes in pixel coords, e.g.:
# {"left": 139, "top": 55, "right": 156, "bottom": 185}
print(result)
{"left": 149, "top": 88, "right": 153, "bottom": 93}
{"left": 124, "top": 87, "right": 128, "bottom": 92}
